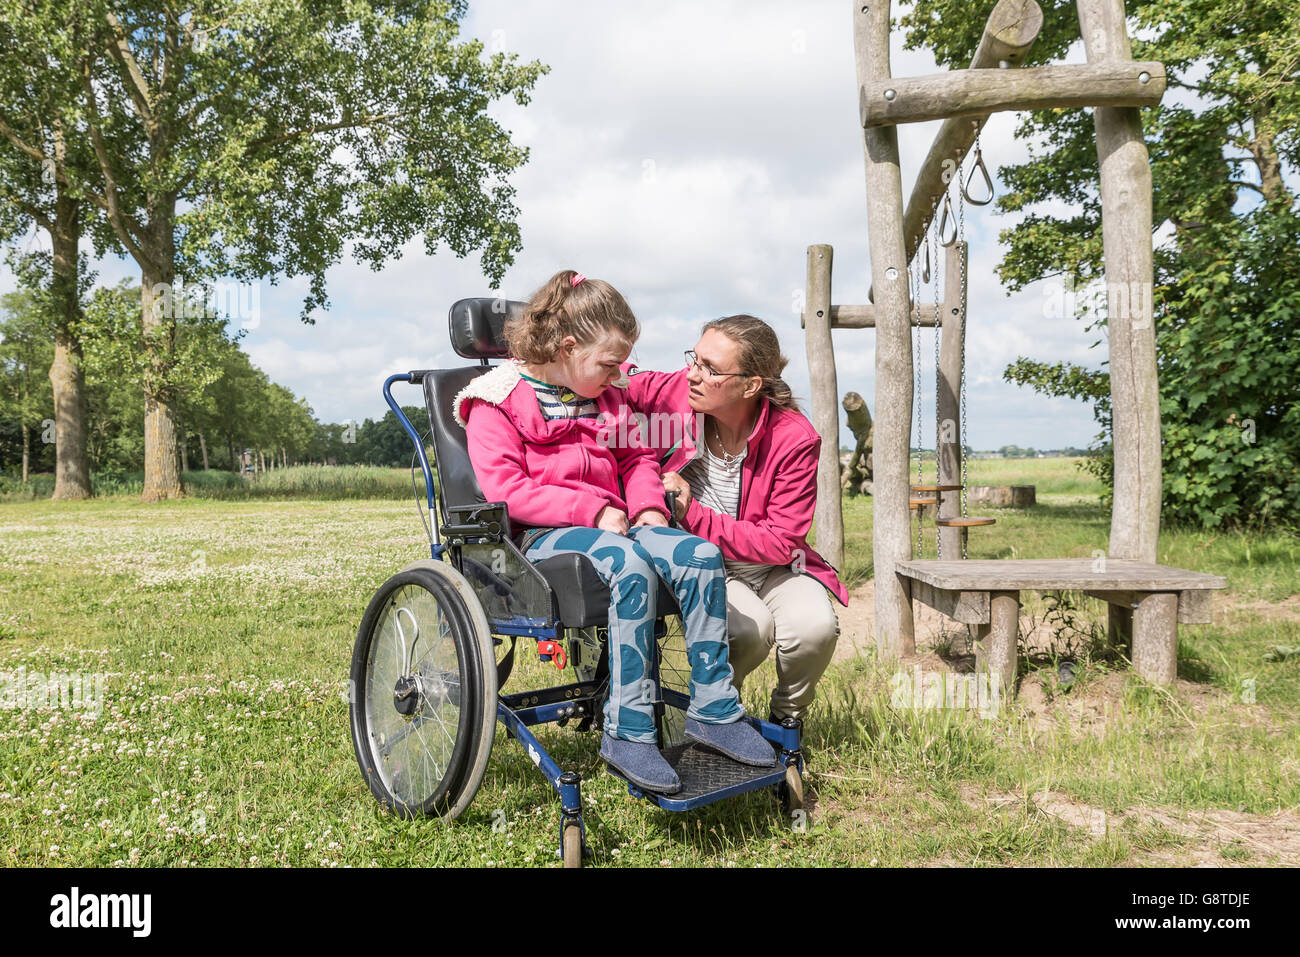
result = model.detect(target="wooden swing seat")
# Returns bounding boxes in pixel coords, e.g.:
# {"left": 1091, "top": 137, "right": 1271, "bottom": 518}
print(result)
{"left": 910, "top": 484, "right": 963, "bottom": 493}
{"left": 909, "top": 497, "right": 938, "bottom": 508}
{"left": 934, "top": 516, "right": 996, "bottom": 527}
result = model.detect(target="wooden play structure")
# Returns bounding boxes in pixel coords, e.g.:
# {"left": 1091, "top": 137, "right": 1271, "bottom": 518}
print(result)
{"left": 802, "top": 0, "right": 1226, "bottom": 691}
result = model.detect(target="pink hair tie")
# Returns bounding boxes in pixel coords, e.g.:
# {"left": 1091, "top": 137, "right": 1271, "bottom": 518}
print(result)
{"left": 571, "top": 272, "right": 586, "bottom": 287}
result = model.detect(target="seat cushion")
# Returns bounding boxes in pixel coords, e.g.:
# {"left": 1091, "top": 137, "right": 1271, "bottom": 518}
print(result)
{"left": 534, "top": 552, "right": 680, "bottom": 628}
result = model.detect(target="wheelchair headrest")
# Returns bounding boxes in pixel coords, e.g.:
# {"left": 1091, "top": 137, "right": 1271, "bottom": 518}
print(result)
{"left": 448, "top": 297, "right": 526, "bottom": 359}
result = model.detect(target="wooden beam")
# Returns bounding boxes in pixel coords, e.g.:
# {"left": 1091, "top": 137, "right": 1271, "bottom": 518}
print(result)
{"left": 936, "top": 242, "right": 965, "bottom": 560}
{"left": 880, "top": 0, "right": 1044, "bottom": 299}
{"left": 803, "top": 244, "right": 843, "bottom": 571}
{"left": 829, "top": 303, "right": 940, "bottom": 328}
{"left": 908, "top": 576, "right": 990, "bottom": 624}
{"left": 1078, "top": 0, "right": 1163, "bottom": 565}
{"left": 1086, "top": 588, "right": 1215, "bottom": 625}
{"left": 857, "top": 0, "right": 915, "bottom": 659}
{"left": 861, "top": 62, "right": 1166, "bottom": 128}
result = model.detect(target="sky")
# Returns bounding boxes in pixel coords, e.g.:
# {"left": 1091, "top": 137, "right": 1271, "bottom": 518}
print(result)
{"left": 3, "top": 0, "right": 1184, "bottom": 452}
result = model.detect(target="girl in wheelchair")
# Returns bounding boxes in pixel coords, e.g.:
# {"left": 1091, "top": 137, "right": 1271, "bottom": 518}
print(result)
{"left": 455, "top": 269, "right": 774, "bottom": 794}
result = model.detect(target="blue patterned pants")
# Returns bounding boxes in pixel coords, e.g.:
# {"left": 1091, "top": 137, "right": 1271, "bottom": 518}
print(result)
{"left": 525, "top": 525, "right": 744, "bottom": 743}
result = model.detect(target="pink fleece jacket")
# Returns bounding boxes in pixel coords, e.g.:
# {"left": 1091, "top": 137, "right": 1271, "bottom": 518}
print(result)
{"left": 455, "top": 363, "right": 670, "bottom": 531}
{"left": 622, "top": 364, "right": 849, "bottom": 605}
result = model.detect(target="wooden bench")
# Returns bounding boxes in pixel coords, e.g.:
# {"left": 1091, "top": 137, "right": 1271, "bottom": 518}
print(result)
{"left": 895, "top": 559, "right": 1228, "bottom": 691}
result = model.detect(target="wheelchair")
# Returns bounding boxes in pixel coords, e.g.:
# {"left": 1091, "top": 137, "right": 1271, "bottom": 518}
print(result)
{"left": 347, "top": 297, "right": 805, "bottom": 866}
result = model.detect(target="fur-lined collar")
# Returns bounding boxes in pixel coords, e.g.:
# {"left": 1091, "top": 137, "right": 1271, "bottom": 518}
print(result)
{"left": 452, "top": 362, "right": 522, "bottom": 427}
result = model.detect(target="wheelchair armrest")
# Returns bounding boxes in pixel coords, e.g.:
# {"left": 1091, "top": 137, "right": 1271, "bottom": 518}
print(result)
{"left": 441, "top": 502, "right": 512, "bottom": 545}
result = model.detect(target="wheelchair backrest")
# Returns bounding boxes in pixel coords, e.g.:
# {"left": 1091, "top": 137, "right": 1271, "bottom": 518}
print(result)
{"left": 421, "top": 298, "right": 528, "bottom": 519}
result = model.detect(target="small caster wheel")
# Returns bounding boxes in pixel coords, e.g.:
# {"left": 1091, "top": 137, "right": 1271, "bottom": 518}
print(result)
{"left": 562, "top": 822, "right": 584, "bottom": 869}
{"left": 778, "top": 763, "right": 803, "bottom": 815}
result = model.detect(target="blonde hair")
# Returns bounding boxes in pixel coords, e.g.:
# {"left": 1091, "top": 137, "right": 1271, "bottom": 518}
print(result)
{"left": 504, "top": 269, "right": 639, "bottom": 363}
{"left": 702, "top": 314, "right": 799, "bottom": 411}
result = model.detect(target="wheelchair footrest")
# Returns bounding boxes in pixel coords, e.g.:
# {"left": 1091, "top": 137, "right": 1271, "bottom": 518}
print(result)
{"left": 617, "top": 743, "right": 787, "bottom": 811}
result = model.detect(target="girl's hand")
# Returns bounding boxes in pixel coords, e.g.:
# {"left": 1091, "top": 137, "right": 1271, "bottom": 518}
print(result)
{"left": 661, "top": 471, "right": 691, "bottom": 521}
{"left": 595, "top": 505, "right": 629, "bottom": 535}
{"left": 633, "top": 508, "right": 669, "bottom": 528}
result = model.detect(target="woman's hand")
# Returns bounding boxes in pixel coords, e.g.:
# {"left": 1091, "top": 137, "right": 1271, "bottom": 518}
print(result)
{"left": 632, "top": 508, "right": 669, "bottom": 528}
{"left": 661, "top": 471, "right": 691, "bottom": 521}
{"left": 595, "top": 505, "right": 629, "bottom": 535}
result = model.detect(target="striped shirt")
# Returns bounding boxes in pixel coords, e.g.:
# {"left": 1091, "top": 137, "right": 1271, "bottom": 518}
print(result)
{"left": 521, "top": 373, "right": 600, "bottom": 421}
{"left": 681, "top": 442, "right": 772, "bottom": 592}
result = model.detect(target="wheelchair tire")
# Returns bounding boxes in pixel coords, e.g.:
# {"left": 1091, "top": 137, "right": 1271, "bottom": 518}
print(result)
{"left": 561, "top": 821, "right": 583, "bottom": 869}
{"left": 654, "top": 615, "right": 692, "bottom": 748}
{"left": 350, "top": 561, "right": 497, "bottom": 819}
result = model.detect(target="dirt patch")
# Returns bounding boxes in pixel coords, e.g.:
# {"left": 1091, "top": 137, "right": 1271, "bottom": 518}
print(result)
{"left": 832, "top": 581, "right": 1101, "bottom": 664}
{"left": 1218, "top": 593, "right": 1300, "bottom": 623}
{"left": 973, "top": 788, "right": 1300, "bottom": 865}
{"left": 1016, "top": 670, "right": 1128, "bottom": 737}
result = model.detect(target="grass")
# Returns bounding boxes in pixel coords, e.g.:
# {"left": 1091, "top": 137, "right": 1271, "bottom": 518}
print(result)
{"left": 0, "top": 464, "right": 433, "bottom": 502}
{"left": 0, "top": 458, "right": 1296, "bottom": 867}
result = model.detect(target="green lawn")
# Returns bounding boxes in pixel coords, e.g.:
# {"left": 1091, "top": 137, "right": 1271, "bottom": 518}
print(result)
{"left": 1, "top": 461, "right": 1296, "bottom": 867}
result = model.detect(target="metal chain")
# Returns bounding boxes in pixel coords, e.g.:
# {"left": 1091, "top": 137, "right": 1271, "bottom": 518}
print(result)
{"left": 958, "top": 150, "right": 970, "bottom": 560}
{"left": 932, "top": 217, "right": 943, "bottom": 559}
{"left": 911, "top": 231, "right": 924, "bottom": 557}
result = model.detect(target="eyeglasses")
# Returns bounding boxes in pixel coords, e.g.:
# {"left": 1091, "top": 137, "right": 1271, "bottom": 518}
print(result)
{"left": 685, "top": 350, "right": 749, "bottom": 380}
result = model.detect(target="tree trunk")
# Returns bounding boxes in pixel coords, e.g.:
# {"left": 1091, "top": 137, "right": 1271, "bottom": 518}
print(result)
{"left": 1250, "top": 115, "right": 1291, "bottom": 207}
{"left": 21, "top": 425, "right": 30, "bottom": 485}
{"left": 140, "top": 193, "right": 183, "bottom": 502}
{"left": 179, "top": 423, "right": 189, "bottom": 473}
{"left": 227, "top": 433, "right": 236, "bottom": 473}
{"left": 199, "top": 432, "right": 209, "bottom": 470}
{"left": 49, "top": 187, "right": 92, "bottom": 500}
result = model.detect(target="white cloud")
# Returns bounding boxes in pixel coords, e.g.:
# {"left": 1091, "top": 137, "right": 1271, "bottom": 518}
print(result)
{"left": 4, "top": 0, "right": 1116, "bottom": 449}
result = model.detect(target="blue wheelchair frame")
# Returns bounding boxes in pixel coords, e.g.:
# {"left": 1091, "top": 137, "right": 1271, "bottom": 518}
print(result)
{"left": 382, "top": 370, "right": 803, "bottom": 851}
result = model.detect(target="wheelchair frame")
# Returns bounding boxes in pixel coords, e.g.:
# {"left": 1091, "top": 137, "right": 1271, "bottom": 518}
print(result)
{"left": 347, "top": 302, "right": 804, "bottom": 867}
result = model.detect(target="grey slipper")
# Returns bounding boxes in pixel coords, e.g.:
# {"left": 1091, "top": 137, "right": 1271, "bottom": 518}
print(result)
{"left": 685, "top": 717, "right": 777, "bottom": 767}
{"left": 600, "top": 734, "right": 682, "bottom": 794}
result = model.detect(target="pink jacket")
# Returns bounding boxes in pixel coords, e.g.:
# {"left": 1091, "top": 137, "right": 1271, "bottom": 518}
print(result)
{"left": 621, "top": 364, "right": 849, "bottom": 605}
{"left": 455, "top": 363, "right": 670, "bottom": 531}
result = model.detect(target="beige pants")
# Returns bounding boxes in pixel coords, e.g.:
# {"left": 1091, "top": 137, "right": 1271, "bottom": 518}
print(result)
{"left": 726, "top": 566, "right": 841, "bottom": 720}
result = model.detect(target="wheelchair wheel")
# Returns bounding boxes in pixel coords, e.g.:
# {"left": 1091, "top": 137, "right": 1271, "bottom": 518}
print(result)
{"left": 561, "top": 821, "right": 583, "bottom": 868}
{"left": 778, "top": 763, "right": 804, "bottom": 815}
{"left": 350, "top": 561, "right": 497, "bottom": 819}
{"left": 654, "top": 615, "right": 692, "bottom": 748}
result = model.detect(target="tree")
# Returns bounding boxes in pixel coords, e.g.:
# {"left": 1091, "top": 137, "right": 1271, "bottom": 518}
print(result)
{"left": 0, "top": 4, "right": 109, "bottom": 499}
{"left": 0, "top": 289, "right": 54, "bottom": 480}
{"left": 1, "top": 0, "right": 546, "bottom": 500}
{"left": 902, "top": 0, "right": 1300, "bottom": 527}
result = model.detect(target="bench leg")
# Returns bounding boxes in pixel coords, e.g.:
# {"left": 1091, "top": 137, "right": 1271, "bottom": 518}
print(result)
{"left": 974, "top": 591, "right": 1019, "bottom": 696}
{"left": 1131, "top": 593, "right": 1179, "bottom": 685}
{"left": 1107, "top": 602, "right": 1132, "bottom": 652}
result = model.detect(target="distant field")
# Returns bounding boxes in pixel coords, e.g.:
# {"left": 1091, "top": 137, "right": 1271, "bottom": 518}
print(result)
{"left": 0, "top": 465, "right": 432, "bottom": 502}
{"left": 0, "top": 460, "right": 1296, "bottom": 868}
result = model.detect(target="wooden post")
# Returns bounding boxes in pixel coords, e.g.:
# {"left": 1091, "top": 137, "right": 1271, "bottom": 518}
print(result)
{"left": 803, "top": 244, "right": 843, "bottom": 571}
{"left": 936, "top": 242, "right": 966, "bottom": 560}
{"left": 1077, "top": 0, "right": 1162, "bottom": 564}
{"left": 856, "top": 0, "right": 914, "bottom": 658}
{"left": 1131, "top": 592, "right": 1178, "bottom": 684}
{"left": 974, "top": 590, "right": 1020, "bottom": 693}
